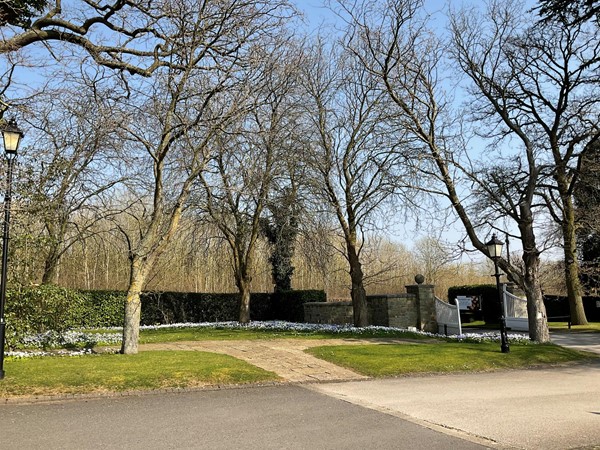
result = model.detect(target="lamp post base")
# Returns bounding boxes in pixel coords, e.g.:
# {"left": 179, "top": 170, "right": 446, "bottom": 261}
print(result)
{"left": 0, "top": 321, "right": 5, "bottom": 379}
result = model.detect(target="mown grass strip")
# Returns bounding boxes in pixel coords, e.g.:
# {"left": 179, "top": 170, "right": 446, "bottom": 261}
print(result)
{"left": 137, "top": 327, "right": 430, "bottom": 344}
{"left": 307, "top": 342, "right": 596, "bottom": 377}
{"left": 548, "top": 322, "right": 600, "bottom": 333}
{"left": 0, "top": 351, "right": 278, "bottom": 398}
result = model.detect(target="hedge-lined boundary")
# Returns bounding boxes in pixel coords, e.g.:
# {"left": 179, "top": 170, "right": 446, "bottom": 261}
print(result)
{"left": 449, "top": 284, "right": 600, "bottom": 323}
{"left": 448, "top": 284, "right": 499, "bottom": 324}
{"left": 4, "top": 286, "right": 326, "bottom": 349}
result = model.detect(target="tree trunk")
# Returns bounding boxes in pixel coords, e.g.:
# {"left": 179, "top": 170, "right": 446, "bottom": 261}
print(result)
{"left": 121, "top": 260, "right": 147, "bottom": 354}
{"left": 236, "top": 257, "right": 252, "bottom": 324}
{"left": 41, "top": 245, "right": 60, "bottom": 285}
{"left": 238, "top": 277, "right": 251, "bottom": 324}
{"left": 561, "top": 195, "right": 588, "bottom": 325}
{"left": 522, "top": 258, "right": 550, "bottom": 343}
{"left": 519, "top": 214, "right": 550, "bottom": 343}
{"left": 348, "top": 244, "right": 368, "bottom": 327}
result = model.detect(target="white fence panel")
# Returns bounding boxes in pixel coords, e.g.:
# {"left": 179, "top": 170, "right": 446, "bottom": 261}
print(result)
{"left": 435, "top": 297, "right": 462, "bottom": 335}
{"left": 503, "top": 285, "right": 529, "bottom": 331}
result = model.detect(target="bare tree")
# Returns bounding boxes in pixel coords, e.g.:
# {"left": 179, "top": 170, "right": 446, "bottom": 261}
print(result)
{"left": 0, "top": 0, "right": 171, "bottom": 76}
{"left": 301, "top": 38, "right": 412, "bottom": 327}
{"left": 114, "top": 0, "right": 293, "bottom": 352}
{"left": 536, "top": 0, "right": 600, "bottom": 25}
{"left": 338, "top": 0, "right": 551, "bottom": 341}
{"left": 198, "top": 37, "right": 301, "bottom": 323}
{"left": 18, "top": 83, "right": 124, "bottom": 285}
{"left": 451, "top": 0, "right": 600, "bottom": 325}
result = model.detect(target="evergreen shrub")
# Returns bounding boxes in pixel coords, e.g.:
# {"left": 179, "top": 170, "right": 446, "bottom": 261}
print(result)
{"left": 448, "top": 284, "right": 500, "bottom": 324}
{"left": 78, "top": 290, "right": 125, "bottom": 328}
{"left": 272, "top": 289, "right": 327, "bottom": 322}
{"left": 4, "top": 285, "right": 87, "bottom": 349}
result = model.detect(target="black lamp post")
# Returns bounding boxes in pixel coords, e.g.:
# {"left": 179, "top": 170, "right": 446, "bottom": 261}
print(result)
{"left": 0, "top": 118, "right": 23, "bottom": 380}
{"left": 486, "top": 233, "right": 510, "bottom": 353}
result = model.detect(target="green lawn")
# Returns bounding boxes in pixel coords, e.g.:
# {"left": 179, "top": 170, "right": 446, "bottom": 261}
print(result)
{"left": 136, "top": 326, "right": 429, "bottom": 344}
{"left": 548, "top": 322, "right": 600, "bottom": 333}
{"left": 0, "top": 351, "right": 278, "bottom": 398}
{"left": 462, "top": 320, "right": 600, "bottom": 333}
{"left": 4, "top": 326, "right": 596, "bottom": 399}
{"left": 307, "top": 342, "right": 595, "bottom": 377}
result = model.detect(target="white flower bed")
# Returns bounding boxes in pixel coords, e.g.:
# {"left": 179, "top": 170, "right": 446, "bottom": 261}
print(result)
{"left": 7, "top": 321, "right": 532, "bottom": 358}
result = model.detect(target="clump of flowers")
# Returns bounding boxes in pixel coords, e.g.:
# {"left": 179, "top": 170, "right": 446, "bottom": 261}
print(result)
{"left": 7, "top": 349, "right": 95, "bottom": 359}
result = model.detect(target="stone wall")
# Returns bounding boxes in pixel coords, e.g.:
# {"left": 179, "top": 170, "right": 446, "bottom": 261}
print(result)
{"left": 303, "top": 282, "right": 437, "bottom": 331}
{"left": 406, "top": 284, "right": 437, "bottom": 333}
{"left": 366, "top": 294, "right": 418, "bottom": 328}
{"left": 302, "top": 301, "right": 353, "bottom": 325}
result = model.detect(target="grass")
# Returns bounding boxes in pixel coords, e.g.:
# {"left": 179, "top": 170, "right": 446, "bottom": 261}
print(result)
{"left": 548, "top": 322, "right": 600, "bottom": 333}
{"left": 5, "top": 324, "right": 597, "bottom": 398}
{"left": 462, "top": 320, "right": 600, "bottom": 333}
{"left": 136, "top": 326, "right": 430, "bottom": 344}
{"left": 461, "top": 321, "right": 498, "bottom": 329}
{"left": 0, "top": 351, "right": 279, "bottom": 398}
{"left": 307, "top": 342, "right": 596, "bottom": 377}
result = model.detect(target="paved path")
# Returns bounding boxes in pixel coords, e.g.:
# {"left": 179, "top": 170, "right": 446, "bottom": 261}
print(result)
{"left": 139, "top": 332, "right": 600, "bottom": 384}
{"left": 140, "top": 339, "right": 377, "bottom": 383}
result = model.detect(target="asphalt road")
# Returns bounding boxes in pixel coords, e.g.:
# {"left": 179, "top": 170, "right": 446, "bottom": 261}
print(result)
{"left": 312, "top": 361, "right": 600, "bottom": 450}
{"left": 2, "top": 332, "right": 599, "bottom": 449}
{"left": 0, "top": 385, "right": 487, "bottom": 450}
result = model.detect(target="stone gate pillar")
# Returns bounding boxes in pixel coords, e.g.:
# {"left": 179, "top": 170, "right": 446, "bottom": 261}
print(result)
{"left": 405, "top": 275, "right": 436, "bottom": 332}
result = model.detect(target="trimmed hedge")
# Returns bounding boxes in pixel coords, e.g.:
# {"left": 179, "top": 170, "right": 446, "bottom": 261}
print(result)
{"left": 544, "top": 295, "right": 600, "bottom": 321}
{"left": 140, "top": 292, "right": 263, "bottom": 325}
{"left": 449, "top": 285, "right": 600, "bottom": 324}
{"left": 448, "top": 284, "right": 501, "bottom": 324}
{"left": 3, "top": 287, "right": 326, "bottom": 348}
{"left": 272, "top": 290, "right": 327, "bottom": 323}
{"left": 5, "top": 285, "right": 88, "bottom": 348}
{"left": 78, "top": 290, "right": 126, "bottom": 328}
{"left": 140, "top": 289, "right": 326, "bottom": 325}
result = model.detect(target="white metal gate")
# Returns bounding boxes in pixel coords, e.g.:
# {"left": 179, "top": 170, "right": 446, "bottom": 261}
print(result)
{"left": 435, "top": 296, "right": 462, "bottom": 335}
{"left": 503, "top": 285, "right": 528, "bottom": 331}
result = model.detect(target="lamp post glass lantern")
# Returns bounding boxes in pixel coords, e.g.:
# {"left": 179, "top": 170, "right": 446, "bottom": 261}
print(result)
{"left": 486, "top": 233, "right": 510, "bottom": 353}
{"left": 0, "top": 118, "right": 23, "bottom": 380}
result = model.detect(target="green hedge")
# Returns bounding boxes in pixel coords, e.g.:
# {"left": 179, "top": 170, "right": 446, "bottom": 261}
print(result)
{"left": 5, "top": 285, "right": 87, "bottom": 348}
{"left": 78, "top": 290, "right": 126, "bottom": 328}
{"left": 448, "top": 284, "right": 500, "bottom": 324}
{"left": 272, "top": 289, "right": 327, "bottom": 322}
{"left": 544, "top": 295, "right": 600, "bottom": 321}
{"left": 3, "top": 286, "right": 325, "bottom": 348}
{"left": 140, "top": 290, "right": 325, "bottom": 325}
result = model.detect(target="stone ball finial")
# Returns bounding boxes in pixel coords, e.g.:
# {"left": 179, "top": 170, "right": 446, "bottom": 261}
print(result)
{"left": 414, "top": 274, "right": 425, "bottom": 284}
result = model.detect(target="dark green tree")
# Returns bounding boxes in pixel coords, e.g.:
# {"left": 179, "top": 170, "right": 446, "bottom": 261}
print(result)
{"left": 261, "top": 187, "right": 301, "bottom": 292}
{"left": 575, "top": 141, "right": 600, "bottom": 293}
{"left": 537, "top": 0, "right": 600, "bottom": 24}
{"left": 0, "top": 0, "right": 47, "bottom": 27}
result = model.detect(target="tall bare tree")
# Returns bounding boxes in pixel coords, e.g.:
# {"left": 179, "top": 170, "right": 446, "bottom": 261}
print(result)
{"left": 451, "top": 0, "right": 600, "bottom": 325}
{"left": 18, "top": 83, "right": 124, "bottom": 284}
{"left": 115, "top": 0, "right": 293, "bottom": 352}
{"left": 198, "top": 37, "right": 301, "bottom": 323}
{"left": 301, "top": 39, "right": 411, "bottom": 327}
{"left": 339, "top": 0, "right": 551, "bottom": 341}
{"left": 0, "top": 0, "right": 171, "bottom": 76}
